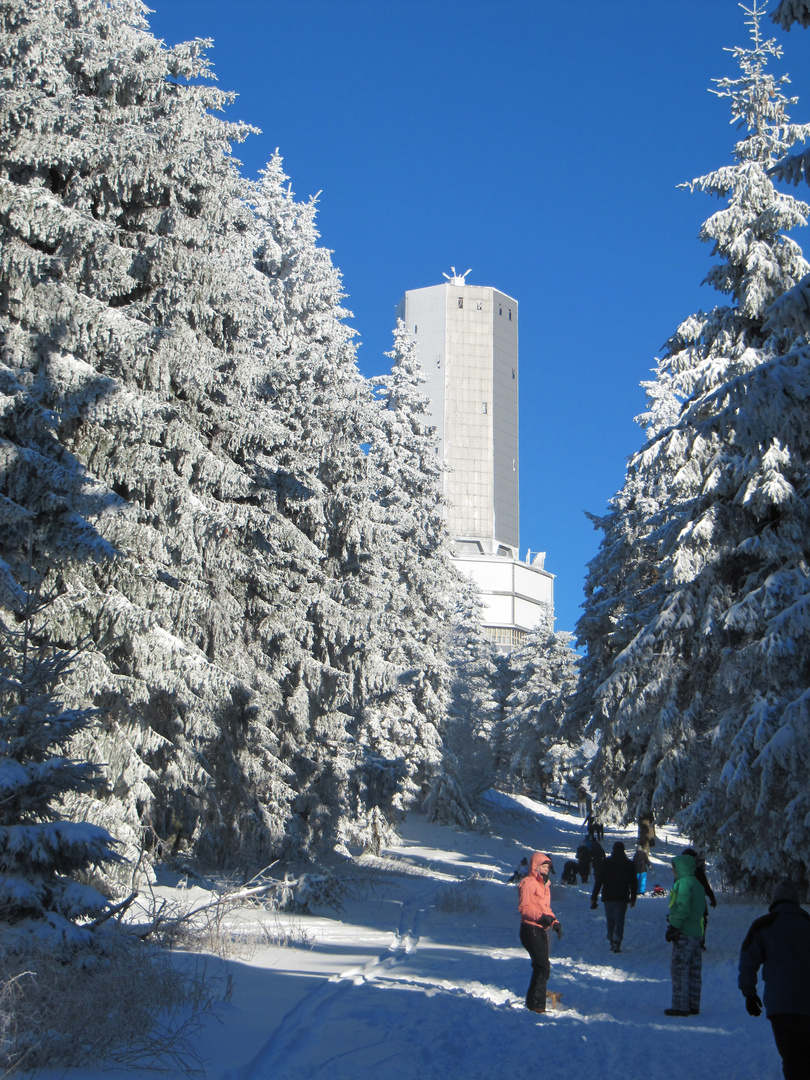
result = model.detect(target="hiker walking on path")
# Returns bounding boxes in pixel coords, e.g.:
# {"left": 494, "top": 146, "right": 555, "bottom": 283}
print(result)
{"left": 738, "top": 879, "right": 810, "bottom": 1080}
{"left": 590, "top": 841, "right": 637, "bottom": 953}
{"left": 518, "top": 852, "right": 562, "bottom": 1015}
{"left": 664, "top": 852, "right": 707, "bottom": 1017}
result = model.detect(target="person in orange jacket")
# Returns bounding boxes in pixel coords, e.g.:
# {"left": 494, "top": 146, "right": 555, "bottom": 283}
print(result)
{"left": 518, "top": 852, "right": 562, "bottom": 1014}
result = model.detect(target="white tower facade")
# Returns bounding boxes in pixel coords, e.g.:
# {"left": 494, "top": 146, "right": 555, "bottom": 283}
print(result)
{"left": 396, "top": 278, "right": 518, "bottom": 553}
{"left": 396, "top": 273, "right": 553, "bottom": 648}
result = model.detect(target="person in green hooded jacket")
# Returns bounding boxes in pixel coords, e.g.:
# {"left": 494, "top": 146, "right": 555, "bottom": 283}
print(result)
{"left": 664, "top": 852, "right": 708, "bottom": 1016}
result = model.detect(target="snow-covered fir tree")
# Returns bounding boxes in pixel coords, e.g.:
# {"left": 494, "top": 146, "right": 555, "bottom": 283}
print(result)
{"left": 571, "top": 2, "right": 810, "bottom": 889}
{"left": 771, "top": 0, "right": 810, "bottom": 30}
{"left": 0, "top": 571, "right": 119, "bottom": 943}
{"left": 766, "top": 6, "right": 810, "bottom": 320}
{"left": 338, "top": 321, "right": 461, "bottom": 850}
{"left": 0, "top": 0, "right": 419, "bottom": 874}
{"left": 243, "top": 157, "right": 384, "bottom": 861}
{"left": 435, "top": 578, "right": 502, "bottom": 823}
{"left": 0, "top": 0, "right": 491, "bottom": 874}
{"left": 501, "top": 607, "right": 583, "bottom": 798}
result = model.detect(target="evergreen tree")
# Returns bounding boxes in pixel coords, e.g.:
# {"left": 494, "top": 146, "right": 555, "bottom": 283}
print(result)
{"left": 244, "top": 156, "right": 382, "bottom": 861}
{"left": 0, "top": 0, "right": 380, "bottom": 872}
{"left": 501, "top": 608, "right": 582, "bottom": 798}
{"left": 439, "top": 578, "right": 501, "bottom": 820}
{"left": 0, "top": 575, "right": 119, "bottom": 943}
{"left": 348, "top": 322, "right": 461, "bottom": 848}
{"left": 771, "top": 0, "right": 810, "bottom": 30}
{"left": 573, "top": 2, "right": 810, "bottom": 888}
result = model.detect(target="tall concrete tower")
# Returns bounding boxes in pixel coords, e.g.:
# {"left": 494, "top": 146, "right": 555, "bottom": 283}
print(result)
{"left": 396, "top": 270, "right": 553, "bottom": 648}
{"left": 396, "top": 272, "right": 518, "bottom": 554}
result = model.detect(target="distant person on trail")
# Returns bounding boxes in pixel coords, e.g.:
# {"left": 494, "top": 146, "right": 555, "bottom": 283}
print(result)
{"left": 576, "top": 842, "right": 592, "bottom": 884}
{"left": 562, "top": 859, "right": 580, "bottom": 885}
{"left": 590, "top": 841, "right": 637, "bottom": 953}
{"left": 682, "top": 846, "right": 717, "bottom": 948}
{"left": 518, "top": 852, "right": 562, "bottom": 1015}
{"left": 507, "top": 857, "right": 529, "bottom": 884}
{"left": 738, "top": 879, "right": 810, "bottom": 1080}
{"left": 664, "top": 852, "right": 707, "bottom": 1017}
{"left": 633, "top": 846, "right": 652, "bottom": 896}
{"left": 590, "top": 837, "right": 607, "bottom": 877}
{"left": 682, "top": 847, "right": 717, "bottom": 906}
{"left": 638, "top": 813, "right": 656, "bottom": 851}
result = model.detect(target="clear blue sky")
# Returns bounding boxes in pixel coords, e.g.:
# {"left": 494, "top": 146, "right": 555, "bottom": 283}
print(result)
{"left": 147, "top": 1, "right": 810, "bottom": 635}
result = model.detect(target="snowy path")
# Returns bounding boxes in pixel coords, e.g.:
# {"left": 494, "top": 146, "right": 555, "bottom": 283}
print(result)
{"left": 29, "top": 793, "right": 787, "bottom": 1079}
{"left": 234, "top": 897, "right": 431, "bottom": 1079}
{"left": 224, "top": 795, "right": 782, "bottom": 1080}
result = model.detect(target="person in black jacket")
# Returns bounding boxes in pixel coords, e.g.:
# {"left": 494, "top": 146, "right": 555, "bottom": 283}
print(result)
{"left": 738, "top": 879, "right": 810, "bottom": 1080}
{"left": 590, "top": 838, "right": 607, "bottom": 878}
{"left": 683, "top": 847, "right": 717, "bottom": 947}
{"left": 682, "top": 847, "right": 717, "bottom": 906}
{"left": 590, "top": 841, "right": 638, "bottom": 953}
{"left": 576, "top": 843, "right": 592, "bottom": 884}
{"left": 562, "top": 859, "right": 580, "bottom": 885}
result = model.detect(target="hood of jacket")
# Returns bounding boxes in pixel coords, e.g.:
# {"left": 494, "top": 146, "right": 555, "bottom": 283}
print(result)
{"left": 672, "top": 853, "right": 696, "bottom": 881}
{"left": 529, "top": 852, "right": 552, "bottom": 877}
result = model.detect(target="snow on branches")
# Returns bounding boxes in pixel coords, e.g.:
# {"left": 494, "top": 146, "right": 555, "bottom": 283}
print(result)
{"left": 0, "top": 577, "right": 119, "bottom": 944}
{"left": 572, "top": 2, "right": 810, "bottom": 888}
{"left": 0, "top": 1, "right": 482, "bottom": 878}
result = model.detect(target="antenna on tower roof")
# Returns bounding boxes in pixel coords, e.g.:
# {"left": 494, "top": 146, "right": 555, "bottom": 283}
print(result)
{"left": 442, "top": 267, "right": 472, "bottom": 286}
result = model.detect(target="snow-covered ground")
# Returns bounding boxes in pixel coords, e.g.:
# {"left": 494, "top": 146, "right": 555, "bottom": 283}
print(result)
{"left": 28, "top": 792, "right": 785, "bottom": 1079}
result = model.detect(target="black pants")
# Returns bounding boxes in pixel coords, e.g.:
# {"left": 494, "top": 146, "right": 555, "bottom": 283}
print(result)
{"left": 519, "top": 922, "right": 550, "bottom": 1011}
{"left": 770, "top": 1014, "right": 810, "bottom": 1080}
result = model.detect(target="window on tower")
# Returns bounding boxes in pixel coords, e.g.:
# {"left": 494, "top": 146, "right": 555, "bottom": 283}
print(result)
{"left": 458, "top": 297, "right": 463, "bottom": 309}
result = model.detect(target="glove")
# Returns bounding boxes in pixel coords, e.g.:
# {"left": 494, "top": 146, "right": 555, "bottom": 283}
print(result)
{"left": 665, "top": 924, "right": 681, "bottom": 943}
{"left": 590, "top": 901, "right": 598, "bottom": 910}
{"left": 630, "top": 900, "right": 636, "bottom": 908}
{"left": 538, "top": 913, "right": 554, "bottom": 929}
{"left": 745, "top": 993, "right": 762, "bottom": 1017}
{"left": 553, "top": 921, "right": 563, "bottom": 939}
{"left": 710, "top": 898, "right": 717, "bottom": 909}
